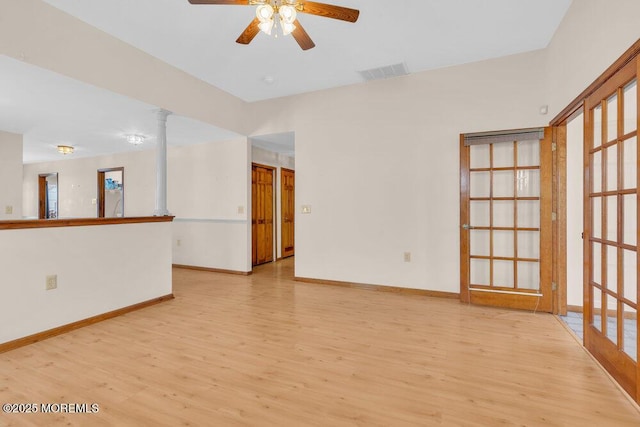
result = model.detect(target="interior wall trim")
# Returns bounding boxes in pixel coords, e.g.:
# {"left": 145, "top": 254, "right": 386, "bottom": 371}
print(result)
{"left": 294, "top": 276, "right": 460, "bottom": 299}
{"left": 173, "top": 218, "right": 247, "bottom": 224}
{"left": 0, "top": 294, "right": 175, "bottom": 354}
{"left": 172, "top": 264, "right": 252, "bottom": 276}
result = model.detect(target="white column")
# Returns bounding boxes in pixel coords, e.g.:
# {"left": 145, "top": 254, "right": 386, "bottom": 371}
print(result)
{"left": 154, "top": 109, "right": 172, "bottom": 216}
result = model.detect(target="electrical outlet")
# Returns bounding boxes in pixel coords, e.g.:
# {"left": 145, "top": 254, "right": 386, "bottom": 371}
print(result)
{"left": 5, "top": 205, "right": 12, "bottom": 214}
{"left": 237, "top": 206, "right": 245, "bottom": 214}
{"left": 404, "top": 252, "right": 411, "bottom": 262}
{"left": 301, "top": 205, "right": 311, "bottom": 214}
{"left": 176, "top": 239, "right": 181, "bottom": 247}
{"left": 91, "top": 198, "right": 97, "bottom": 205}
{"left": 46, "top": 275, "right": 57, "bottom": 290}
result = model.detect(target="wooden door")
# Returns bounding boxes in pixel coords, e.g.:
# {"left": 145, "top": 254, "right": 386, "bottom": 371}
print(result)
{"left": 584, "top": 59, "right": 639, "bottom": 400}
{"left": 460, "top": 128, "right": 553, "bottom": 312}
{"left": 252, "top": 164, "right": 274, "bottom": 266}
{"left": 281, "top": 168, "right": 295, "bottom": 258}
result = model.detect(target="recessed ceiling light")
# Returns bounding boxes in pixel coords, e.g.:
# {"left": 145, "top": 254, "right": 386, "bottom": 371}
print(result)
{"left": 262, "top": 75, "right": 276, "bottom": 85}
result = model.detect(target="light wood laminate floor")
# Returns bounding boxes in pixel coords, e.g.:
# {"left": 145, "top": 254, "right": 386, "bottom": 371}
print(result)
{"left": 1, "top": 258, "right": 639, "bottom": 426}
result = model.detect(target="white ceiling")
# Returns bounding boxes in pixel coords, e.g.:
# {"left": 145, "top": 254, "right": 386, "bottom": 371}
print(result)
{"left": 251, "top": 131, "right": 296, "bottom": 156}
{"left": 0, "top": 55, "right": 240, "bottom": 163}
{"left": 4, "top": 0, "right": 573, "bottom": 163}
{"left": 42, "top": 0, "right": 572, "bottom": 102}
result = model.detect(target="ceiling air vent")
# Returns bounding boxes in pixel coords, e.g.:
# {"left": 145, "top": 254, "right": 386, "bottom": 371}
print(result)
{"left": 358, "top": 62, "right": 409, "bottom": 82}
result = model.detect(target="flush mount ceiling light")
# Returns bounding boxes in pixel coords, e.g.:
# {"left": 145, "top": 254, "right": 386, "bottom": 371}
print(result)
{"left": 57, "top": 145, "right": 74, "bottom": 155}
{"left": 187, "top": 0, "right": 360, "bottom": 50}
{"left": 125, "top": 134, "right": 146, "bottom": 145}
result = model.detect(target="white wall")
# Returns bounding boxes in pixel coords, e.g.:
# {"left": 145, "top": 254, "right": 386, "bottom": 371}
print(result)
{"left": 0, "top": 130, "right": 23, "bottom": 219}
{"left": 248, "top": 50, "right": 550, "bottom": 292}
{"left": 23, "top": 138, "right": 252, "bottom": 272}
{"left": 23, "top": 149, "right": 155, "bottom": 218}
{"left": 546, "top": 0, "right": 640, "bottom": 118}
{"left": 0, "top": 221, "right": 172, "bottom": 344}
{"left": 251, "top": 145, "right": 295, "bottom": 260}
{"left": 170, "top": 138, "right": 251, "bottom": 273}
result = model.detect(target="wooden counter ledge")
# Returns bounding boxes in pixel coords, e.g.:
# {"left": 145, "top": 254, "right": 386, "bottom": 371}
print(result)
{"left": 0, "top": 216, "right": 174, "bottom": 230}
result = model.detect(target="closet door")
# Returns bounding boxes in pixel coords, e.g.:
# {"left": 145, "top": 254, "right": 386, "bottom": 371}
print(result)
{"left": 252, "top": 164, "right": 275, "bottom": 266}
{"left": 281, "top": 168, "right": 295, "bottom": 258}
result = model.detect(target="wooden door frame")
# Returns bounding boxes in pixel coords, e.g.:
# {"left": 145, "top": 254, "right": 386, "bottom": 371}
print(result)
{"left": 38, "top": 173, "right": 58, "bottom": 219}
{"left": 552, "top": 124, "right": 568, "bottom": 315}
{"left": 97, "top": 167, "right": 124, "bottom": 218}
{"left": 281, "top": 167, "right": 295, "bottom": 259}
{"left": 252, "top": 163, "right": 276, "bottom": 267}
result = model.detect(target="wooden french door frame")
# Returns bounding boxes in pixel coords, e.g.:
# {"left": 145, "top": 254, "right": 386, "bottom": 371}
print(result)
{"left": 460, "top": 128, "right": 554, "bottom": 312}
{"left": 551, "top": 39, "right": 640, "bottom": 404}
{"left": 281, "top": 168, "right": 295, "bottom": 258}
{"left": 583, "top": 58, "right": 638, "bottom": 400}
{"left": 252, "top": 163, "right": 275, "bottom": 267}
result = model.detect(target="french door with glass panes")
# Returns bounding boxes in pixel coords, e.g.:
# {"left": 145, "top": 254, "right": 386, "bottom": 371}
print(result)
{"left": 584, "top": 59, "right": 639, "bottom": 400}
{"left": 460, "top": 128, "right": 553, "bottom": 312}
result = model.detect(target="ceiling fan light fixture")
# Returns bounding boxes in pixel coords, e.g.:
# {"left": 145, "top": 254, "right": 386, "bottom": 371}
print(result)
{"left": 256, "top": 4, "right": 274, "bottom": 22}
{"left": 195, "top": 0, "right": 359, "bottom": 50}
{"left": 258, "top": 20, "right": 274, "bottom": 35}
{"left": 281, "top": 21, "right": 296, "bottom": 36}
{"left": 279, "top": 5, "right": 297, "bottom": 24}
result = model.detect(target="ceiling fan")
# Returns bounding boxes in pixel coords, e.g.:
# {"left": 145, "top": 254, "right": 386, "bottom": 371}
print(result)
{"left": 187, "top": 0, "right": 360, "bottom": 50}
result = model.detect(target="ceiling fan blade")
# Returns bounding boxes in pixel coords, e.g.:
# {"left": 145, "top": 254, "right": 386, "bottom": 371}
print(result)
{"left": 299, "top": 1, "right": 359, "bottom": 23}
{"left": 291, "top": 20, "right": 315, "bottom": 50}
{"left": 236, "top": 18, "right": 261, "bottom": 44}
{"left": 188, "top": 0, "right": 249, "bottom": 4}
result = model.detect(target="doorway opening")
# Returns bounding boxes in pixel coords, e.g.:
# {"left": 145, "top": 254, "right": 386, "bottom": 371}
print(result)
{"left": 38, "top": 173, "right": 58, "bottom": 219}
{"left": 250, "top": 132, "right": 296, "bottom": 269}
{"left": 97, "top": 167, "right": 124, "bottom": 218}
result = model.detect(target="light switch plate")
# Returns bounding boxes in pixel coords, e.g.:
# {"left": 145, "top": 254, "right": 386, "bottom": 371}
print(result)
{"left": 301, "top": 205, "right": 311, "bottom": 214}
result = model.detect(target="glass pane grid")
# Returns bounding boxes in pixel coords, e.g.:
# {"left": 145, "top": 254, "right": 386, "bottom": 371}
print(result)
{"left": 607, "top": 93, "right": 618, "bottom": 143}
{"left": 588, "top": 83, "right": 638, "bottom": 357}
{"left": 623, "top": 80, "right": 637, "bottom": 135}
{"left": 469, "top": 139, "right": 541, "bottom": 292}
{"left": 593, "top": 105, "right": 603, "bottom": 148}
